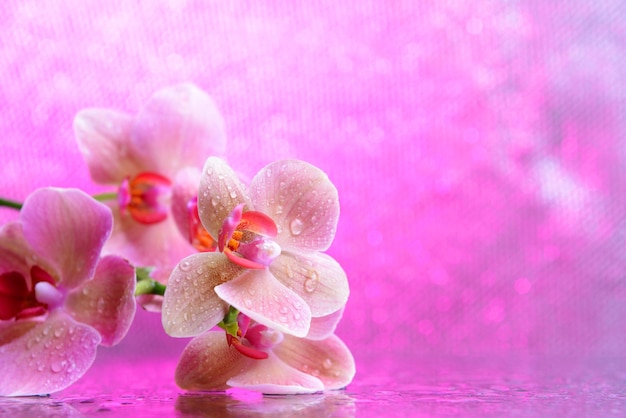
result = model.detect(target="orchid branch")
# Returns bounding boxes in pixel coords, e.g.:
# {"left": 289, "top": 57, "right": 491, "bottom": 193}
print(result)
{"left": 0, "top": 197, "right": 23, "bottom": 210}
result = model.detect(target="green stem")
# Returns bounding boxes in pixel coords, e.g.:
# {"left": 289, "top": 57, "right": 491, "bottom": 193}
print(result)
{"left": 217, "top": 306, "right": 240, "bottom": 337}
{"left": 135, "top": 279, "right": 166, "bottom": 296}
{"left": 0, "top": 198, "right": 23, "bottom": 210}
{"left": 93, "top": 192, "right": 118, "bottom": 202}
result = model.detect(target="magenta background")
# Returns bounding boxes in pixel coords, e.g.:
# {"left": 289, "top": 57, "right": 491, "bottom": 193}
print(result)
{"left": 1, "top": 0, "right": 625, "bottom": 363}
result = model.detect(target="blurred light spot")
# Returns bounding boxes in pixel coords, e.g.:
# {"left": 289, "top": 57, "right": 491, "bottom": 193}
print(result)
{"left": 466, "top": 18, "right": 483, "bottom": 35}
{"left": 364, "top": 282, "right": 381, "bottom": 300}
{"left": 483, "top": 299, "right": 505, "bottom": 324}
{"left": 372, "top": 307, "right": 388, "bottom": 325}
{"left": 515, "top": 278, "right": 532, "bottom": 295}
{"left": 429, "top": 265, "right": 449, "bottom": 286}
{"left": 437, "top": 295, "right": 452, "bottom": 312}
{"left": 418, "top": 319, "right": 434, "bottom": 335}
{"left": 166, "top": 53, "right": 184, "bottom": 71}
{"left": 367, "top": 229, "right": 382, "bottom": 247}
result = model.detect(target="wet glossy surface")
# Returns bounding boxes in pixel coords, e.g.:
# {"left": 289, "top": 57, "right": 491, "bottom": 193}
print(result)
{"left": 2, "top": 354, "right": 626, "bottom": 417}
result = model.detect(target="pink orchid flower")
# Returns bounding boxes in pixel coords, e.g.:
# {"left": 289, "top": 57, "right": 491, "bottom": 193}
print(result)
{"left": 73, "top": 83, "right": 226, "bottom": 282}
{"left": 162, "top": 158, "right": 349, "bottom": 338}
{"left": 0, "top": 188, "right": 136, "bottom": 396}
{"left": 174, "top": 312, "right": 355, "bottom": 394}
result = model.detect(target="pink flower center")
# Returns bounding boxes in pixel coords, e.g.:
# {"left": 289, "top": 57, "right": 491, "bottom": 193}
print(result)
{"left": 187, "top": 196, "right": 217, "bottom": 252}
{"left": 226, "top": 313, "right": 283, "bottom": 360}
{"left": 0, "top": 266, "right": 61, "bottom": 320}
{"left": 218, "top": 204, "right": 281, "bottom": 269}
{"left": 118, "top": 172, "right": 172, "bottom": 224}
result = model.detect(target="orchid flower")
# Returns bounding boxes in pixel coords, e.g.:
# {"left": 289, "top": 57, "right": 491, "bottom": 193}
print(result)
{"left": 0, "top": 188, "right": 136, "bottom": 396}
{"left": 162, "top": 158, "right": 349, "bottom": 338}
{"left": 174, "top": 311, "right": 355, "bottom": 394}
{"left": 73, "top": 83, "right": 226, "bottom": 283}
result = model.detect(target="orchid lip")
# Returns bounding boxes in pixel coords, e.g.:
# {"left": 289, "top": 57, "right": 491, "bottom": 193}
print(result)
{"left": 187, "top": 196, "right": 217, "bottom": 252}
{"left": 219, "top": 205, "right": 281, "bottom": 269}
{"left": 118, "top": 171, "right": 172, "bottom": 224}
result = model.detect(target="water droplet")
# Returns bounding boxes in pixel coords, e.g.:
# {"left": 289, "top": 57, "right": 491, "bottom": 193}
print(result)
{"left": 248, "top": 288, "right": 256, "bottom": 296}
{"left": 293, "top": 312, "right": 301, "bottom": 320}
{"left": 279, "top": 181, "right": 286, "bottom": 189}
{"left": 311, "top": 369, "right": 320, "bottom": 377}
{"left": 211, "top": 197, "right": 218, "bottom": 207}
{"left": 209, "top": 261, "right": 217, "bottom": 269}
{"left": 304, "top": 278, "right": 317, "bottom": 292}
{"left": 304, "top": 271, "right": 319, "bottom": 293}
{"left": 229, "top": 191, "right": 237, "bottom": 199}
{"left": 275, "top": 205, "right": 283, "bottom": 215}
{"left": 323, "top": 358, "right": 332, "bottom": 369}
{"left": 279, "top": 316, "right": 287, "bottom": 323}
{"left": 180, "top": 261, "right": 191, "bottom": 272}
{"left": 42, "top": 326, "right": 50, "bottom": 336}
{"left": 50, "top": 361, "right": 66, "bottom": 373}
{"left": 244, "top": 298, "right": 252, "bottom": 308}
{"left": 97, "top": 298, "right": 106, "bottom": 314}
{"left": 279, "top": 306, "right": 288, "bottom": 314}
{"left": 289, "top": 218, "right": 304, "bottom": 236}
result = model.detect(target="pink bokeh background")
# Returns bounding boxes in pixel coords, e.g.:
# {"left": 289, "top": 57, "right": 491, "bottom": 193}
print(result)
{"left": 1, "top": 0, "right": 625, "bottom": 364}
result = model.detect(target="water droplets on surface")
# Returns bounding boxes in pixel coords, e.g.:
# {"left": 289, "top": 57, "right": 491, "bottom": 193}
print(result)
{"left": 180, "top": 261, "right": 191, "bottom": 272}
{"left": 304, "top": 270, "right": 319, "bottom": 293}
{"left": 323, "top": 358, "right": 333, "bottom": 369}
{"left": 244, "top": 298, "right": 253, "bottom": 308}
{"left": 229, "top": 191, "right": 237, "bottom": 199}
{"left": 96, "top": 297, "right": 106, "bottom": 314}
{"left": 50, "top": 360, "right": 66, "bottom": 373}
{"left": 289, "top": 218, "right": 304, "bottom": 236}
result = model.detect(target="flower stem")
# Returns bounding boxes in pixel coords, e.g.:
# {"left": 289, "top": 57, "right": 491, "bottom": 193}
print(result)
{"left": 93, "top": 192, "right": 118, "bottom": 202}
{"left": 0, "top": 197, "right": 23, "bottom": 210}
{"left": 135, "top": 279, "right": 166, "bottom": 296}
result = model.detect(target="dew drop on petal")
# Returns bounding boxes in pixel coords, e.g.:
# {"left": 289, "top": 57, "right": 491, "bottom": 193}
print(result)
{"left": 97, "top": 297, "right": 106, "bottom": 314}
{"left": 54, "top": 327, "right": 64, "bottom": 338}
{"left": 230, "top": 191, "right": 237, "bottom": 199}
{"left": 304, "top": 278, "right": 317, "bottom": 293}
{"left": 50, "top": 361, "right": 66, "bottom": 373}
{"left": 279, "top": 306, "right": 288, "bottom": 314}
{"left": 244, "top": 298, "right": 252, "bottom": 308}
{"left": 180, "top": 261, "right": 191, "bottom": 272}
{"left": 209, "top": 261, "right": 217, "bottom": 269}
{"left": 275, "top": 205, "right": 283, "bottom": 215}
{"left": 289, "top": 218, "right": 304, "bottom": 236}
{"left": 323, "top": 358, "right": 332, "bottom": 369}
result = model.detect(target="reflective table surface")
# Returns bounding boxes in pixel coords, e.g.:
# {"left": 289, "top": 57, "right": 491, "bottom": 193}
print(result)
{"left": 2, "top": 353, "right": 626, "bottom": 417}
